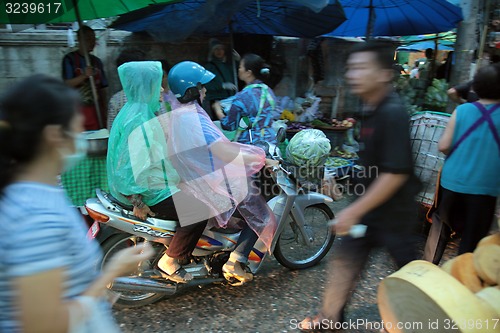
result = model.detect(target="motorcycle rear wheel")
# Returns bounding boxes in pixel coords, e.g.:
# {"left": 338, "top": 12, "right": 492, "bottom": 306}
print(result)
{"left": 274, "top": 203, "right": 335, "bottom": 269}
{"left": 101, "top": 233, "right": 165, "bottom": 308}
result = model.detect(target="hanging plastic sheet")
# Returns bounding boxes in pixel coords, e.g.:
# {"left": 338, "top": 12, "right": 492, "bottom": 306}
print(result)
{"left": 158, "top": 102, "right": 278, "bottom": 250}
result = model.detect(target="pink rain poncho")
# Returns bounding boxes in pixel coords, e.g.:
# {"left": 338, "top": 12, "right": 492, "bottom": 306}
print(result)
{"left": 158, "top": 102, "right": 278, "bottom": 251}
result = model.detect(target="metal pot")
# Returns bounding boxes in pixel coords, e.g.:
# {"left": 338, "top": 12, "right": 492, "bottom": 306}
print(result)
{"left": 83, "top": 130, "right": 109, "bottom": 157}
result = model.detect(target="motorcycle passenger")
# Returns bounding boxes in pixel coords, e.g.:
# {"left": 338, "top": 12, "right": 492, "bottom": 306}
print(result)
{"left": 107, "top": 61, "right": 210, "bottom": 284}
{"left": 162, "top": 61, "right": 278, "bottom": 284}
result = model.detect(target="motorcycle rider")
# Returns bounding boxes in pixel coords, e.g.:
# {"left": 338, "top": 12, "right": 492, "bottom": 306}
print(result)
{"left": 107, "top": 61, "right": 210, "bottom": 284}
{"left": 162, "top": 61, "right": 278, "bottom": 284}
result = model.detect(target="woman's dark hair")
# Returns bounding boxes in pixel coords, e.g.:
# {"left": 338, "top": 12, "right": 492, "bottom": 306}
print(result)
{"left": 242, "top": 53, "right": 271, "bottom": 82}
{"left": 178, "top": 86, "right": 201, "bottom": 104}
{"left": 0, "top": 75, "right": 80, "bottom": 193}
{"left": 158, "top": 59, "right": 171, "bottom": 74}
{"left": 472, "top": 63, "right": 500, "bottom": 99}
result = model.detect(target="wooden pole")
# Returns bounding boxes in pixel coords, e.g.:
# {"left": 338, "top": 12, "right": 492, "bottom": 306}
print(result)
{"left": 476, "top": 0, "right": 492, "bottom": 71}
{"left": 449, "top": 0, "right": 480, "bottom": 87}
{"left": 365, "top": 0, "right": 375, "bottom": 40}
{"left": 228, "top": 20, "right": 239, "bottom": 90}
{"left": 72, "top": 0, "right": 103, "bottom": 129}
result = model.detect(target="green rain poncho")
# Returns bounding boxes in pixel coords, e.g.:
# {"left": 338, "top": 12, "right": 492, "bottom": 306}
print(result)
{"left": 107, "top": 61, "right": 180, "bottom": 206}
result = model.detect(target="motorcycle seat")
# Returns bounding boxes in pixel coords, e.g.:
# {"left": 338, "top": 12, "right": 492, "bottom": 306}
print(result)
{"left": 106, "top": 192, "right": 134, "bottom": 211}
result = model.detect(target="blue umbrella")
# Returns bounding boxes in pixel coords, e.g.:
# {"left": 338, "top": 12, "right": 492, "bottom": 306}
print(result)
{"left": 110, "top": 0, "right": 346, "bottom": 42}
{"left": 323, "top": 0, "right": 463, "bottom": 38}
{"left": 397, "top": 41, "right": 454, "bottom": 52}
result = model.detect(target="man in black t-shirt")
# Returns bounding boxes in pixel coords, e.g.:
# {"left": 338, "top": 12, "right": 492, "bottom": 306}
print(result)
{"left": 299, "top": 43, "right": 420, "bottom": 332}
{"left": 447, "top": 56, "right": 499, "bottom": 105}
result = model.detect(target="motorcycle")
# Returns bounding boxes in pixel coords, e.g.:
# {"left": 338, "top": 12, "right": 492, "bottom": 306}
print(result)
{"left": 85, "top": 127, "right": 336, "bottom": 308}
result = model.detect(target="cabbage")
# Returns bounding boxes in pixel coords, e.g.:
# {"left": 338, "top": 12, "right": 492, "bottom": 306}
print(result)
{"left": 286, "top": 129, "right": 331, "bottom": 167}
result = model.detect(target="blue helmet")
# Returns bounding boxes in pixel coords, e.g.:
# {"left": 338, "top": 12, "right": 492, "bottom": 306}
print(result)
{"left": 168, "top": 61, "right": 215, "bottom": 100}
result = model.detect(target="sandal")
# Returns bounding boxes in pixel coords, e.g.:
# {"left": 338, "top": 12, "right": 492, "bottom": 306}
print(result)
{"left": 299, "top": 313, "right": 341, "bottom": 332}
{"left": 159, "top": 266, "right": 193, "bottom": 284}
{"left": 222, "top": 261, "right": 253, "bottom": 285}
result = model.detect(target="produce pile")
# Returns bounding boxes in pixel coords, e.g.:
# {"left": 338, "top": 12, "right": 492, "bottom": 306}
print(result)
{"left": 280, "top": 109, "right": 295, "bottom": 121}
{"left": 325, "top": 157, "right": 351, "bottom": 168}
{"left": 310, "top": 119, "right": 331, "bottom": 127}
{"left": 286, "top": 122, "right": 313, "bottom": 131}
{"left": 331, "top": 117, "right": 355, "bottom": 128}
{"left": 285, "top": 118, "right": 357, "bottom": 131}
{"left": 286, "top": 129, "right": 331, "bottom": 168}
{"left": 331, "top": 146, "right": 358, "bottom": 159}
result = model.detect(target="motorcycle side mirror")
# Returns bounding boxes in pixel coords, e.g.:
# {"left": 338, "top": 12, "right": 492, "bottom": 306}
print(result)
{"left": 254, "top": 140, "right": 270, "bottom": 155}
{"left": 276, "top": 127, "right": 286, "bottom": 143}
{"left": 238, "top": 116, "right": 252, "bottom": 131}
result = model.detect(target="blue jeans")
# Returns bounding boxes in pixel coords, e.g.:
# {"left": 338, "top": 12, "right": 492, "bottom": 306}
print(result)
{"left": 231, "top": 224, "right": 259, "bottom": 263}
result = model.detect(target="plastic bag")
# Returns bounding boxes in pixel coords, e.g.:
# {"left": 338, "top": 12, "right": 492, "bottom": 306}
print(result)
{"left": 342, "top": 128, "right": 359, "bottom": 153}
{"left": 286, "top": 129, "right": 331, "bottom": 167}
{"left": 272, "top": 119, "right": 288, "bottom": 133}
{"left": 277, "top": 96, "right": 294, "bottom": 111}
{"left": 69, "top": 298, "right": 120, "bottom": 333}
{"left": 297, "top": 95, "right": 321, "bottom": 123}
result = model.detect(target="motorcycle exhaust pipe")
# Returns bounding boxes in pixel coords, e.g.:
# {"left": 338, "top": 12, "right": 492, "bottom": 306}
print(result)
{"left": 109, "top": 277, "right": 178, "bottom": 295}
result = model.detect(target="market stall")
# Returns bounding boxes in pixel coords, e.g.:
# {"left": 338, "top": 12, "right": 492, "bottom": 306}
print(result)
{"left": 60, "top": 130, "right": 109, "bottom": 208}
{"left": 277, "top": 95, "right": 361, "bottom": 201}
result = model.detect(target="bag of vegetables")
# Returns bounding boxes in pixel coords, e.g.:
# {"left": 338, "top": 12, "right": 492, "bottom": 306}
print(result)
{"left": 286, "top": 129, "right": 331, "bottom": 168}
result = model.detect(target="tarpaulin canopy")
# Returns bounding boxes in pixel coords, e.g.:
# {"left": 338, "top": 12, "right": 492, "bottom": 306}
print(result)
{"left": 110, "top": 0, "right": 346, "bottom": 42}
{"left": 398, "top": 41, "right": 454, "bottom": 52}
{"left": 323, "top": 0, "right": 463, "bottom": 38}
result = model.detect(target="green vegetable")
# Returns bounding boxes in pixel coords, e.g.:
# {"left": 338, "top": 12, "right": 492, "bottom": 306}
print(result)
{"left": 311, "top": 119, "right": 331, "bottom": 127}
{"left": 286, "top": 129, "right": 331, "bottom": 167}
{"left": 325, "top": 157, "right": 351, "bottom": 168}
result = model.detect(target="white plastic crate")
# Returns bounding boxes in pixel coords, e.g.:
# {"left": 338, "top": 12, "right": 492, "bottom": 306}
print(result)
{"left": 409, "top": 111, "right": 450, "bottom": 207}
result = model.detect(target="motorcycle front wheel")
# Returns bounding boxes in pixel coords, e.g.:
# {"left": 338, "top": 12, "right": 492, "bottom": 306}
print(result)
{"left": 101, "top": 233, "right": 165, "bottom": 308}
{"left": 274, "top": 203, "right": 335, "bottom": 270}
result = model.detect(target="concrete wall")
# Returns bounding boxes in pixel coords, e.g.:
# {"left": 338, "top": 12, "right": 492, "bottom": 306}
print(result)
{"left": 0, "top": 31, "right": 75, "bottom": 92}
{"left": 0, "top": 30, "right": 359, "bottom": 118}
{"left": 0, "top": 30, "right": 224, "bottom": 97}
